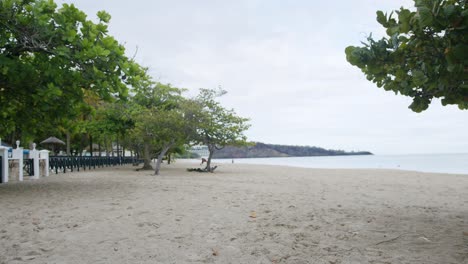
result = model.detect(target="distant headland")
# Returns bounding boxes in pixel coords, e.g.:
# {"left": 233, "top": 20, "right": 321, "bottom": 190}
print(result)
{"left": 212, "top": 142, "right": 373, "bottom": 159}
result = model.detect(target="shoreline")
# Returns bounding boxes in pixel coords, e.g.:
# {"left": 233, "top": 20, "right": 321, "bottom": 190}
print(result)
{"left": 1, "top": 162, "right": 467, "bottom": 263}
{"left": 197, "top": 153, "right": 468, "bottom": 175}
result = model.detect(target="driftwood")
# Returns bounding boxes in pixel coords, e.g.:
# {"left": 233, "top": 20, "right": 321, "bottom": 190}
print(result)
{"left": 187, "top": 166, "right": 218, "bottom": 173}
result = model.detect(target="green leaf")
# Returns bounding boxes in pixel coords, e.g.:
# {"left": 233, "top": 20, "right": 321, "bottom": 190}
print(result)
{"left": 462, "top": 9, "right": 468, "bottom": 18}
{"left": 376, "top": 11, "right": 387, "bottom": 26}
{"left": 398, "top": 8, "right": 412, "bottom": 33}
{"left": 97, "top": 11, "right": 111, "bottom": 23}
{"left": 443, "top": 4, "right": 456, "bottom": 17}
{"left": 412, "top": 70, "right": 427, "bottom": 86}
{"left": 417, "top": 6, "right": 433, "bottom": 27}
{"left": 398, "top": 8, "right": 412, "bottom": 23}
{"left": 451, "top": 44, "right": 468, "bottom": 60}
{"left": 1, "top": 66, "right": 9, "bottom": 75}
{"left": 409, "top": 96, "right": 430, "bottom": 112}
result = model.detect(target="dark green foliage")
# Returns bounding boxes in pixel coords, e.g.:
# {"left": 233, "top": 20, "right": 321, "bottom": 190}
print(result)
{"left": 346, "top": 0, "right": 468, "bottom": 112}
{"left": 0, "top": 0, "right": 145, "bottom": 141}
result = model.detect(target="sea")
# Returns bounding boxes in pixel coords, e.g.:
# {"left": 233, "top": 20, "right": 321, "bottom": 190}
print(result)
{"left": 207, "top": 153, "right": 468, "bottom": 175}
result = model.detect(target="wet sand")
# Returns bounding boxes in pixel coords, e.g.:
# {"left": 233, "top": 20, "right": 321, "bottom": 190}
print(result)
{"left": 0, "top": 161, "right": 467, "bottom": 263}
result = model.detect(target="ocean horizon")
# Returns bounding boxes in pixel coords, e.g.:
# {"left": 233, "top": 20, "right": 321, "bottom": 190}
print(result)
{"left": 196, "top": 153, "right": 468, "bottom": 175}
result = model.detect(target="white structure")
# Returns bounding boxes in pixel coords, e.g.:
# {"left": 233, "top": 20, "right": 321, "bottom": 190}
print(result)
{"left": 0, "top": 145, "right": 8, "bottom": 183}
{"left": 39, "top": 150, "right": 49, "bottom": 177}
{"left": 0, "top": 140, "right": 50, "bottom": 184}
{"left": 10, "top": 140, "right": 24, "bottom": 182}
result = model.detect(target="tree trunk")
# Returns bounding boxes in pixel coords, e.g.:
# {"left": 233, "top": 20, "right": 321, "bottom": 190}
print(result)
{"left": 80, "top": 133, "right": 86, "bottom": 156}
{"left": 141, "top": 143, "right": 153, "bottom": 170}
{"left": 89, "top": 135, "right": 93, "bottom": 157}
{"left": 116, "top": 136, "right": 120, "bottom": 157}
{"left": 205, "top": 144, "right": 215, "bottom": 172}
{"left": 105, "top": 140, "right": 109, "bottom": 157}
{"left": 66, "top": 131, "right": 71, "bottom": 156}
{"left": 154, "top": 143, "right": 172, "bottom": 175}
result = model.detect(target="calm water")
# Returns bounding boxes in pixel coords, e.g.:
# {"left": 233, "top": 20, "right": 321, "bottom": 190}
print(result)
{"left": 209, "top": 153, "right": 468, "bottom": 175}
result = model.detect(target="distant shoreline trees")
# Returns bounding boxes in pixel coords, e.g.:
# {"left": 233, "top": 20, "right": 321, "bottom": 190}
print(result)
{"left": 211, "top": 142, "right": 372, "bottom": 159}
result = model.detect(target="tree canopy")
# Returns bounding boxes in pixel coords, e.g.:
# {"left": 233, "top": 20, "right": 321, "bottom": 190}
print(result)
{"left": 129, "top": 83, "right": 194, "bottom": 174}
{"left": 0, "top": 0, "right": 146, "bottom": 139}
{"left": 0, "top": 0, "right": 251, "bottom": 175}
{"left": 345, "top": 0, "right": 468, "bottom": 112}
{"left": 193, "top": 88, "right": 251, "bottom": 171}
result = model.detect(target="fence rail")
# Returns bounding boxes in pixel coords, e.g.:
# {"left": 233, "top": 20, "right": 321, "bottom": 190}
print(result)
{"left": 49, "top": 156, "right": 141, "bottom": 174}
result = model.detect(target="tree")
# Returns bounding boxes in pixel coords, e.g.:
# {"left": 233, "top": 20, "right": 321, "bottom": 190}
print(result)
{"left": 193, "top": 88, "right": 250, "bottom": 172}
{"left": 132, "top": 107, "right": 193, "bottom": 175}
{"left": 345, "top": 0, "right": 468, "bottom": 112}
{"left": 128, "top": 82, "right": 191, "bottom": 174}
{"left": 0, "top": 0, "right": 146, "bottom": 142}
{"left": 85, "top": 100, "right": 135, "bottom": 156}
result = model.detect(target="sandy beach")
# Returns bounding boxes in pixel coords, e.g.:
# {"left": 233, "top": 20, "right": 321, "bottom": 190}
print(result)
{"left": 0, "top": 161, "right": 467, "bottom": 264}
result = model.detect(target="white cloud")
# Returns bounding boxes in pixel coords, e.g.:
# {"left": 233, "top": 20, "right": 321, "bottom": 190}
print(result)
{"left": 60, "top": 0, "right": 468, "bottom": 154}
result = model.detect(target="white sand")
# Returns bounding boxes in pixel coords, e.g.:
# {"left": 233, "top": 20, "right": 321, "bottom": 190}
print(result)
{"left": 0, "top": 162, "right": 467, "bottom": 263}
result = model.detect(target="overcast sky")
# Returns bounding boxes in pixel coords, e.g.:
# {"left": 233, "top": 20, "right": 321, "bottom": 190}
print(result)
{"left": 60, "top": 0, "right": 467, "bottom": 155}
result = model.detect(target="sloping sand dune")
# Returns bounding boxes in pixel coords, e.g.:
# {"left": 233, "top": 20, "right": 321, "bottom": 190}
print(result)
{"left": 0, "top": 162, "right": 467, "bottom": 263}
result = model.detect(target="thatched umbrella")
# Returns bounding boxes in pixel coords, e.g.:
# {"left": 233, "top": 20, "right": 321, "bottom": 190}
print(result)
{"left": 40, "top": 136, "right": 65, "bottom": 155}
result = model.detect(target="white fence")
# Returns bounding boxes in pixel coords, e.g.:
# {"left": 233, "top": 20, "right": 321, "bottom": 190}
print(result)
{"left": 0, "top": 140, "right": 49, "bottom": 184}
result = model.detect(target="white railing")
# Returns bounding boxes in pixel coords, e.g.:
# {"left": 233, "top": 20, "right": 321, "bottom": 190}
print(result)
{"left": 0, "top": 140, "right": 50, "bottom": 184}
